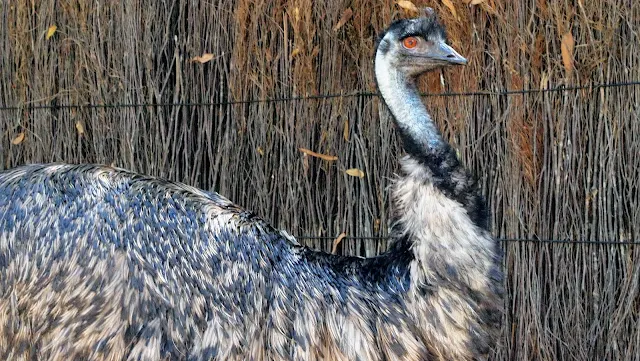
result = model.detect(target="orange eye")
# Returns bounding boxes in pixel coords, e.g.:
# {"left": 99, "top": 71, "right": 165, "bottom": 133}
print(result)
{"left": 403, "top": 36, "right": 418, "bottom": 49}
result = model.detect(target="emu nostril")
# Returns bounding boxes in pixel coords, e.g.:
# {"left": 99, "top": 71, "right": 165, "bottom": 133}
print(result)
{"left": 447, "top": 54, "right": 455, "bottom": 58}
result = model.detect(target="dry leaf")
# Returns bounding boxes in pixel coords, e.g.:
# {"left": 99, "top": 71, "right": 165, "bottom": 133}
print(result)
{"left": 333, "top": 8, "right": 353, "bottom": 32}
{"left": 257, "top": 147, "right": 264, "bottom": 156}
{"left": 397, "top": 1, "right": 418, "bottom": 12}
{"left": 561, "top": 32, "right": 575, "bottom": 76}
{"left": 192, "top": 53, "right": 214, "bottom": 63}
{"left": 299, "top": 148, "right": 338, "bottom": 161}
{"left": 466, "top": 0, "right": 496, "bottom": 15}
{"left": 331, "top": 232, "right": 347, "bottom": 254}
{"left": 46, "top": 25, "right": 57, "bottom": 40}
{"left": 345, "top": 168, "right": 365, "bottom": 178}
{"left": 441, "top": 0, "right": 458, "bottom": 19}
{"left": 343, "top": 119, "right": 349, "bottom": 141}
{"left": 290, "top": 48, "right": 300, "bottom": 58}
{"left": 11, "top": 132, "right": 25, "bottom": 145}
{"left": 75, "top": 121, "right": 85, "bottom": 135}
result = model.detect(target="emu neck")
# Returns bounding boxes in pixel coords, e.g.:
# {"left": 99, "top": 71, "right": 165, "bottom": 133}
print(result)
{"left": 375, "top": 53, "right": 498, "bottom": 295}
{"left": 375, "top": 61, "right": 443, "bottom": 156}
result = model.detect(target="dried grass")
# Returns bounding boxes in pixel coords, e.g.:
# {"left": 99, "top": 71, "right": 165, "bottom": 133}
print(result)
{"left": 1, "top": 0, "right": 639, "bottom": 360}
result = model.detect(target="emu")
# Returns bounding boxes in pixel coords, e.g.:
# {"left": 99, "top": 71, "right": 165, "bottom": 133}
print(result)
{"left": 0, "top": 10, "right": 502, "bottom": 361}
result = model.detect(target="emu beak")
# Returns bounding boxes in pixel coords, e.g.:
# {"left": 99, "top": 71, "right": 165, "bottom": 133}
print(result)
{"left": 433, "top": 42, "right": 467, "bottom": 65}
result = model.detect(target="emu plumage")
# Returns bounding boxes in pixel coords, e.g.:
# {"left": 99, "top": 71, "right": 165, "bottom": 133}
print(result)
{"left": 0, "top": 10, "right": 503, "bottom": 361}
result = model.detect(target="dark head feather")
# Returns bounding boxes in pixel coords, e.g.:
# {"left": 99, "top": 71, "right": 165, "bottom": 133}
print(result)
{"left": 376, "top": 8, "right": 448, "bottom": 54}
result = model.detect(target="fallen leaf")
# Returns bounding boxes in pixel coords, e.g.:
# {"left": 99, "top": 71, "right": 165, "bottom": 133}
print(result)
{"left": 331, "top": 232, "right": 347, "bottom": 254}
{"left": 397, "top": 1, "right": 418, "bottom": 13}
{"left": 75, "top": 121, "right": 85, "bottom": 135}
{"left": 257, "top": 147, "right": 264, "bottom": 156}
{"left": 192, "top": 53, "right": 214, "bottom": 63}
{"left": 561, "top": 32, "right": 575, "bottom": 76}
{"left": 345, "top": 168, "right": 365, "bottom": 178}
{"left": 333, "top": 8, "right": 353, "bottom": 32}
{"left": 299, "top": 148, "right": 338, "bottom": 161}
{"left": 343, "top": 118, "right": 349, "bottom": 141}
{"left": 290, "top": 48, "right": 300, "bottom": 57}
{"left": 441, "top": 0, "right": 458, "bottom": 19}
{"left": 46, "top": 25, "right": 57, "bottom": 40}
{"left": 11, "top": 132, "right": 25, "bottom": 145}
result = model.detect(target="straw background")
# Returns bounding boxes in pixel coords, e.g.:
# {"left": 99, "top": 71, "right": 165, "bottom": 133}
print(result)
{"left": 1, "top": 0, "right": 638, "bottom": 360}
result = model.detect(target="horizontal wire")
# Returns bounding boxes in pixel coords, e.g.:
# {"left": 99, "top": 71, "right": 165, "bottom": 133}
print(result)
{"left": 4, "top": 80, "right": 637, "bottom": 248}
{"left": 1, "top": 81, "right": 639, "bottom": 111}
{"left": 295, "top": 236, "right": 640, "bottom": 246}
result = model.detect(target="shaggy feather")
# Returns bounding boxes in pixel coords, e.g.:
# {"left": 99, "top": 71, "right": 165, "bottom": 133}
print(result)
{"left": 0, "top": 10, "right": 502, "bottom": 361}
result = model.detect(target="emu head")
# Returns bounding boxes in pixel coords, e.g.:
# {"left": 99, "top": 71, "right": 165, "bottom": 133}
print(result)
{"left": 375, "top": 8, "right": 467, "bottom": 78}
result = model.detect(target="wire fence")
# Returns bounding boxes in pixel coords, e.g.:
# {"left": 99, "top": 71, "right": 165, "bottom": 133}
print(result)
{"left": 2, "top": 80, "right": 640, "bottom": 111}
{"left": 295, "top": 236, "right": 640, "bottom": 245}
{"left": 4, "top": 80, "right": 638, "bottom": 249}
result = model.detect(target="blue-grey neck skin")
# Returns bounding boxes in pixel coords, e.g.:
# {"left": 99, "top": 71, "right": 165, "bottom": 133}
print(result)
{"left": 375, "top": 56, "right": 444, "bottom": 153}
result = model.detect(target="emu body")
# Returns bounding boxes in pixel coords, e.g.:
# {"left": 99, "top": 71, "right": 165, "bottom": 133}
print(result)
{"left": 0, "top": 11, "right": 502, "bottom": 361}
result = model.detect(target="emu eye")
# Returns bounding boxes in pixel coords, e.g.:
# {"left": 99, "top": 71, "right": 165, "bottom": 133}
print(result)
{"left": 402, "top": 36, "right": 419, "bottom": 49}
